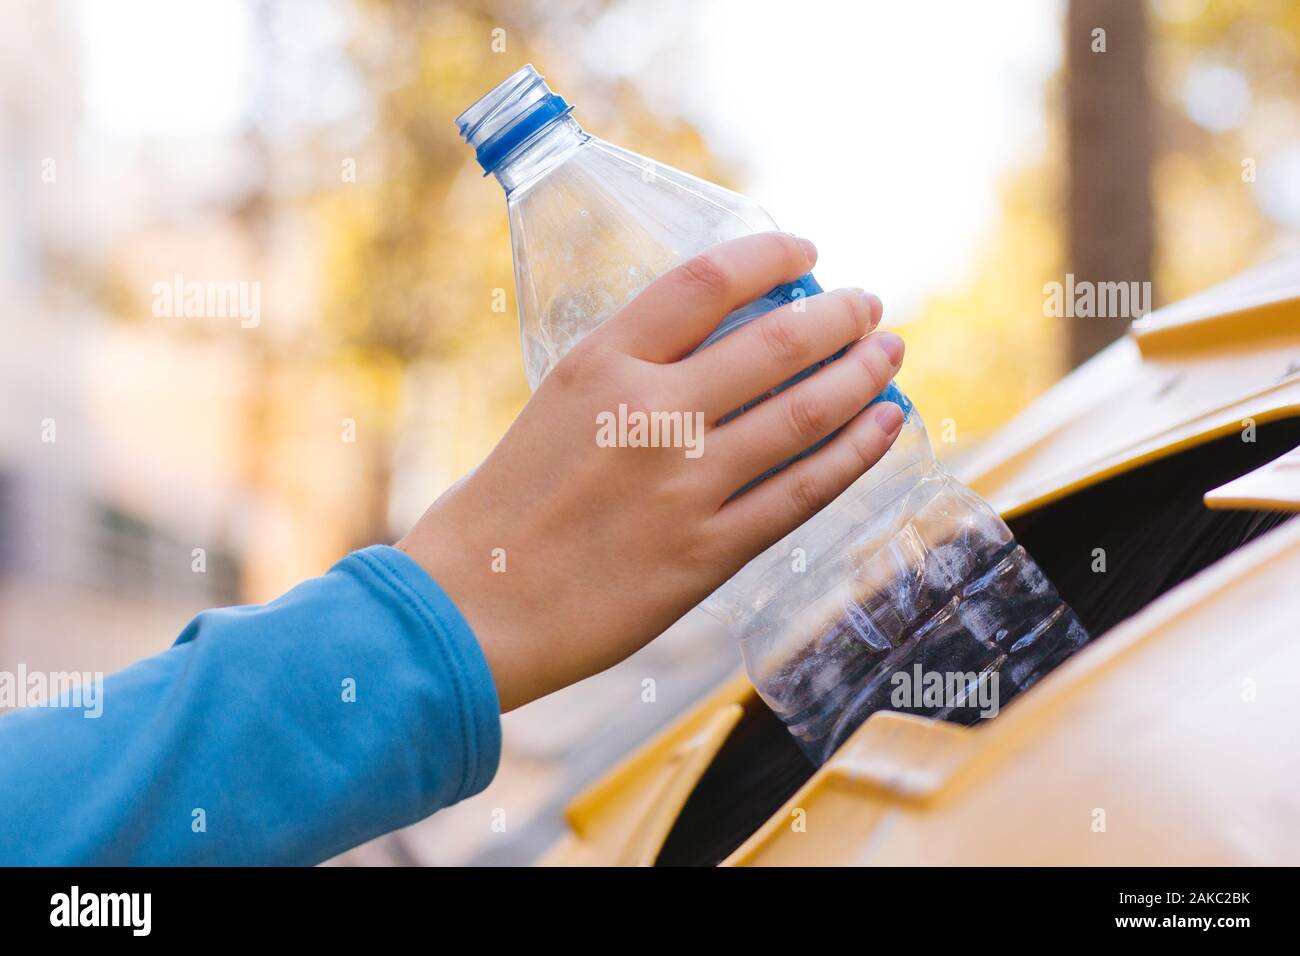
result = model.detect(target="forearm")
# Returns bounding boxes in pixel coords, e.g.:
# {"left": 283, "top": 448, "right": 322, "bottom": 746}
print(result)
{"left": 0, "top": 546, "right": 501, "bottom": 865}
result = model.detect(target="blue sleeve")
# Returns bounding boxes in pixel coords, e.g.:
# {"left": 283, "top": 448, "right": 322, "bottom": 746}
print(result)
{"left": 0, "top": 545, "right": 502, "bottom": 865}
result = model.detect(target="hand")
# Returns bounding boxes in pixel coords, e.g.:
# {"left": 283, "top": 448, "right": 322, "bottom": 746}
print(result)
{"left": 398, "top": 232, "right": 905, "bottom": 711}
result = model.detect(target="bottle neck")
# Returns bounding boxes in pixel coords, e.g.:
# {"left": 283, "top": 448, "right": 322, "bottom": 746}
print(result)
{"left": 494, "top": 116, "right": 588, "bottom": 194}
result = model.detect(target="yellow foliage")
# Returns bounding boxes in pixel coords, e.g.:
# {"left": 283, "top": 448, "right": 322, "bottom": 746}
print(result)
{"left": 895, "top": 167, "right": 1066, "bottom": 455}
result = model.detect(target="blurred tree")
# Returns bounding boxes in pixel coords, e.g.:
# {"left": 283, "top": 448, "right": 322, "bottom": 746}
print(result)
{"left": 1065, "top": 0, "right": 1154, "bottom": 367}
{"left": 900, "top": 0, "right": 1300, "bottom": 454}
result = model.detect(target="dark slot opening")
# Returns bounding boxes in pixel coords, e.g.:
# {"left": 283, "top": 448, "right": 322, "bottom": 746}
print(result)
{"left": 1008, "top": 418, "right": 1299, "bottom": 636}
{"left": 654, "top": 417, "right": 1300, "bottom": 867}
{"left": 654, "top": 694, "right": 814, "bottom": 867}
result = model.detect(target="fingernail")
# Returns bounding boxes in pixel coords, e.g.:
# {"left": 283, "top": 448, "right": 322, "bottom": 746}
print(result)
{"left": 865, "top": 292, "right": 883, "bottom": 324}
{"left": 843, "top": 288, "right": 880, "bottom": 326}
{"left": 861, "top": 291, "right": 883, "bottom": 328}
{"left": 797, "top": 237, "right": 817, "bottom": 266}
{"left": 872, "top": 401, "right": 904, "bottom": 436}
{"left": 873, "top": 331, "right": 905, "bottom": 367}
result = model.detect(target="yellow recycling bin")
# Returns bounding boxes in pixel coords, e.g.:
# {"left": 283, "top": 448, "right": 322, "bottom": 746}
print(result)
{"left": 543, "top": 255, "right": 1300, "bottom": 866}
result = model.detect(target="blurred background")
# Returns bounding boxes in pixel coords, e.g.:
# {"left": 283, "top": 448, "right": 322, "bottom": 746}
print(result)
{"left": 1, "top": 0, "right": 1297, "bottom": 864}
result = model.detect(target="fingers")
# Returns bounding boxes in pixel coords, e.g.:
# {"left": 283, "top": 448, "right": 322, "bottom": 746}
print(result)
{"left": 598, "top": 232, "right": 816, "bottom": 363}
{"left": 685, "top": 287, "right": 882, "bottom": 420}
{"left": 707, "top": 330, "right": 905, "bottom": 492}
{"left": 710, "top": 399, "right": 907, "bottom": 553}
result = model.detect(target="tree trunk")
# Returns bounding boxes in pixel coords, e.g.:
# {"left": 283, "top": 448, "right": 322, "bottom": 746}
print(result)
{"left": 1065, "top": 0, "right": 1154, "bottom": 367}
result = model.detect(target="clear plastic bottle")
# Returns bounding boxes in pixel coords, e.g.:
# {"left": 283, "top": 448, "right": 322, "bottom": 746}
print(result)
{"left": 458, "top": 66, "right": 1089, "bottom": 765}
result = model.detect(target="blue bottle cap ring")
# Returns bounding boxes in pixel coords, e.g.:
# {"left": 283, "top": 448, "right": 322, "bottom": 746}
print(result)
{"left": 475, "top": 94, "right": 574, "bottom": 175}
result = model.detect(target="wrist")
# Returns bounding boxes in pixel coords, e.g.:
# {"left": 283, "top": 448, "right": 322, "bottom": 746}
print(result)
{"left": 396, "top": 501, "right": 538, "bottom": 713}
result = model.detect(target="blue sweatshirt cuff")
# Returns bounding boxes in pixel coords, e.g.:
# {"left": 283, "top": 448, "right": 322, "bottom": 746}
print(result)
{"left": 346, "top": 545, "right": 502, "bottom": 802}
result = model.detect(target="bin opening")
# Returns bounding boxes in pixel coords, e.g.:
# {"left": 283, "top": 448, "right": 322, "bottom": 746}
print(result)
{"left": 654, "top": 416, "right": 1300, "bottom": 867}
{"left": 1009, "top": 419, "right": 1298, "bottom": 636}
